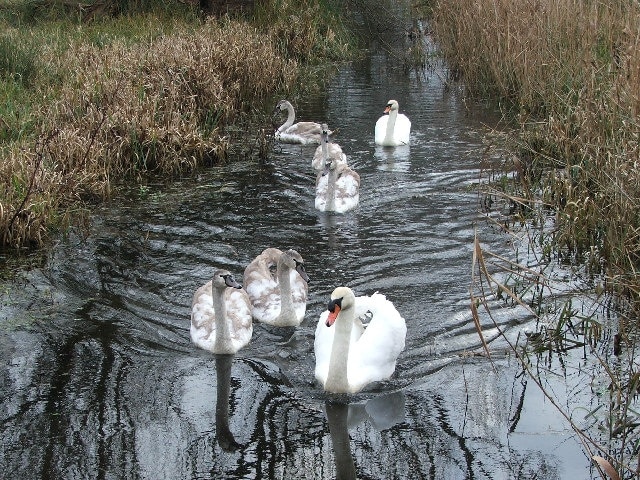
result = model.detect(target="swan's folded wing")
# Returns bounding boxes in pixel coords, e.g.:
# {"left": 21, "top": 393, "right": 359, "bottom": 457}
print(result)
{"left": 244, "top": 259, "right": 280, "bottom": 322}
{"left": 279, "top": 121, "right": 324, "bottom": 145}
{"left": 190, "top": 285, "right": 215, "bottom": 349}
{"left": 396, "top": 114, "right": 411, "bottom": 144}
{"left": 335, "top": 169, "right": 360, "bottom": 212}
{"left": 375, "top": 116, "right": 388, "bottom": 145}
{"left": 225, "top": 288, "right": 253, "bottom": 346}
{"left": 191, "top": 282, "right": 213, "bottom": 330}
{"left": 243, "top": 276, "right": 280, "bottom": 322}
{"left": 349, "top": 294, "right": 407, "bottom": 385}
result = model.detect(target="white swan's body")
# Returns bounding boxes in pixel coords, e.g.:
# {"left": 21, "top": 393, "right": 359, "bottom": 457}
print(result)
{"left": 243, "top": 248, "right": 310, "bottom": 326}
{"left": 274, "top": 100, "right": 330, "bottom": 145}
{"left": 315, "top": 158, "right": 360, "bottom": 213}
{"left": 311, "top": 124, "right": 346, "bottom": 172}
{"left": 375, "top": 99, "right": 411, "bottom": 146}
{"left": 191, "top": 270, "right": 253, "bottom": 354}
{"left": 314, "top": 287, "right": 407, "bottom": 394}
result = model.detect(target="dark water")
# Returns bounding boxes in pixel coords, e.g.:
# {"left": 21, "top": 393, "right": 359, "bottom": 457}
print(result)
{"left": 1, "top": 8, "right": 603, "bottom": 480}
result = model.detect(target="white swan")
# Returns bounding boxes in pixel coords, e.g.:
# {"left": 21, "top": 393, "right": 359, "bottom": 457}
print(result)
{"left": 243, "top": 248, "right": 310, "bottom": 326}
{"left": 190, "top": 269, "right": 253, "bottom": 354}
{"left": 274, "top": 99, "right": 330, "bottom": 145}
{"left": 375, "top": 99, "right": 411, "bottom": 146}
{"left": 315, "top": 150, "right": 360, "bottom": 213}
{"left": 311, "top": 124, "right": 347, "bottom": 172}
{"left": 314, "top": 286, "right": 407, "bottom": 394}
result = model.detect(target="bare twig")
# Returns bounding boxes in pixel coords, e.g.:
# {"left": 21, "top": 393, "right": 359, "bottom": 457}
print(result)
{"left": 7, "top": 129, "right": 59, "bottom": 235}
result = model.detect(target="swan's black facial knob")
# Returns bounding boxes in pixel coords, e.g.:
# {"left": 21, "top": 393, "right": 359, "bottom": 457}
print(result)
{"left": 326, "top": 297, "right": 343, "bottom": 327}
{"left": 327, "top": 297, "right": 342, "bottom": 312}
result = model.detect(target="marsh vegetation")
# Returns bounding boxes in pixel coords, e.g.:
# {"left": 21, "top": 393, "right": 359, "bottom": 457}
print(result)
{"left": 430, "top": 0, "right": 640, "bottom": 477}
{"left": 0, "top": 0, "right": 354, "bottom": 249}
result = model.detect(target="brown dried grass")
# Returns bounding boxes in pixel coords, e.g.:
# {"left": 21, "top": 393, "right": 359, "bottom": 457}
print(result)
{"left": 432, "top": 0, "right": 640, "bottom": 299}
{"left": 1, "top": 18, "right": 299, "bottom": 248}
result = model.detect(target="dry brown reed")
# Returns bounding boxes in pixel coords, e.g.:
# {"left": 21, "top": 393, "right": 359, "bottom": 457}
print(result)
{"left": 1, "top": 17, "right": 303, "bottom": 248}
{"left": 432, "top": 0, "right": 640, "bottom": 301}
{"left": 444, "top": 2, "right": 640, "bottom": 472}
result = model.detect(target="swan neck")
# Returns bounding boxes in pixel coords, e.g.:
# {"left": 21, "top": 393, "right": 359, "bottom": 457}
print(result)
{"left": 385, "top": 109, "right": 398, "bottom": 141}
{"left": 277, "top": 264, "right": 295, "bottom": 321}
{"left": 325, "top": 307, "right": 353, "bottom": 392}
{"left": 212, "top": 287, "right": 230, "bottom": 350}
{"left": 326, "top": 166, "right": 337, "bottom": 211}
{"left": 278, "top": 104, "right": 296, "bottom": 133}
{"left": 321, "top": 138, "right": 329, "bottom": 160}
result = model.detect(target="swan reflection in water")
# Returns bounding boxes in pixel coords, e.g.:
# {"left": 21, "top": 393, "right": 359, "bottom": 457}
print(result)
{"left": 215, "top": 354, "right": 241, "bottom": 451}
{"left": 325, "top": 391, "right": 406, "bottom": 479}
{"left": 374, "top": 144, "right": 411, "bottom": 172}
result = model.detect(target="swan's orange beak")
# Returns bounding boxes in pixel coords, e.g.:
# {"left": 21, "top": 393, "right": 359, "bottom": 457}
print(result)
{"left": 326, "top": 304, "right": 340, "bottom": 327}
{"left": 383, "top": 105, "right": 391, "bottom": 114}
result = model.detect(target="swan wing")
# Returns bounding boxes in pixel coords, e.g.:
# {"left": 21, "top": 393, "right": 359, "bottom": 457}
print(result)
{"left": 395, "top": 114, "right": 411, "bottom": 145}
{"left": 289, "top": 268, "right": 309, "bottom": 321}
{"left": 375, "top": 115, "right": 388, "bottom": 145}
{"left": 334, "top": 167, "right": 360, "bottom": 213}
{"left": 224, "top": 288, "right": 253, "bottom": 349}
{"left": 190, "top": 281, "right": 215, "bottom": 345}
{"left": 315, "top": 165, "right": 359, "bottom": 213}
{"left": 314, "top": 310, "right": 334, "bottom": 384}
{"left": 190, "top": 282, "right": 253, "bottom": 353}
{"left": 375, "top": 113, "right": 411, "bottom": 146}
{"left": 277, "top": 121, "right": 327, "bottom": 145}
{"left": 243, "top": 248, "right": 283, "bottom": 322}
{"left": 348, "top": 293, "right": 406, "bottom": 388}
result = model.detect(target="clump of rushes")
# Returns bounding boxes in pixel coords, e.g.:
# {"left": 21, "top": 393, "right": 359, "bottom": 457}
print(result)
{"left": 431, "top": 0, "right": 640, "bottom": 301}
{"left": 0, "top": 1, "right": 353, "bottom": 249}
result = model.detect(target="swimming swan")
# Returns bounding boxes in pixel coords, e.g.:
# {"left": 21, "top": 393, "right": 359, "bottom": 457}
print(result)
{"left": 315, "top": 151, "right": 360, "bottom": 213}
{"left": 375, "top": 99, "right": 411, "bottom": 146}
{"left": 314, "top": 286, "right": 407, "bottom": 394}
{"left": 311, "top": 124, "right": 347, "bottom": 172}
{"left": 274, "top": 99, "right": 330, "bottom": 145}
{"left": 190, "top": 269, "right": 253, "bottom": 354}
{"left": 243, "top": 248, "right": 310, "bottom": 326}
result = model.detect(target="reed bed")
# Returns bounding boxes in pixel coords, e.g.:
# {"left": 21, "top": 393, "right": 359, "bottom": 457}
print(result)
{"left": 434, "top": 2, "right": 640, "bottom": 475}
{"left": 431, "top": 0, "right": 640, "bottom": 301}
{"left": 0, "top": 1, "right": 352, "bottom": 249}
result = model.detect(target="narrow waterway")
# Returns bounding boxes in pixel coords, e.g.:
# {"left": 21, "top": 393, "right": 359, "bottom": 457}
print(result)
{"left": 1, "top": 5, "right": 607, "bottom": 480}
